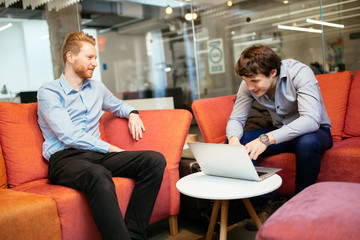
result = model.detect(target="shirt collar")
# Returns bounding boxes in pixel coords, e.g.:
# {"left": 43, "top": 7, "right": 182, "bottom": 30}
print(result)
{"left": 278, "top": 61, "right": 287, "bottom": 81}
{"left": 59, "top": 73, "right": 91, "bottom": 95}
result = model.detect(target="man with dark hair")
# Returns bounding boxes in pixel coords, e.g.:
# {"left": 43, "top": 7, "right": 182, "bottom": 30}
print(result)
{"left": 227, "top": 44, "right": 333, "bottom": 227}
{"left": 37, "top": 31, "right": 166, "bottom": 240}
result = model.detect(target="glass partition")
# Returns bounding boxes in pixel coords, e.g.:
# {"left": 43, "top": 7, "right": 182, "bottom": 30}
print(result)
{"left": 192, "top": 0, "right": 360, "bottom": 99}
{"left": 0, "top": 0, "right": 200, "bottom": 109}
{"left": 0, "top": 0, "right": 359, "bottom": 106}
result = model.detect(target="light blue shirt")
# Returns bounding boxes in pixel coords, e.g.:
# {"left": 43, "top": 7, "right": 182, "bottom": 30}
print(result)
{"left": 37, "top": 74, "right": 136, "bottom": 160}
{"left": 226, "top": 59, "right": 332, "bottom": 144}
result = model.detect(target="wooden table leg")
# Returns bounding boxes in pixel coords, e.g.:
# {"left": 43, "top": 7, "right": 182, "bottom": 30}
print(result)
{"left": 219, "top": 200, "right": 229, "bottom": 240}
{"left": 206, "top": 200, "right": 221, "bottom": 240}
{"left": 242, "top": 198, "right": 262, "bottom": 230}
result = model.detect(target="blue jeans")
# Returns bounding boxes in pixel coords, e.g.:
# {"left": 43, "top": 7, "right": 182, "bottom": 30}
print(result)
{"left": 239, "top": 126, "right": 333, "bottom": 194}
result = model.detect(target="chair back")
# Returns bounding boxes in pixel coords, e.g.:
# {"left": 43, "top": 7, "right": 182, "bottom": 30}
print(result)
{"left": 192, "top": 95, "right": 236, "bottom": 143}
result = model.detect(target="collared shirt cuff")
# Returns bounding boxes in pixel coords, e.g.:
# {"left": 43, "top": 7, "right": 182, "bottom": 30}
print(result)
{"left": 95, "top": 140, "right": 111, "bottom": 154}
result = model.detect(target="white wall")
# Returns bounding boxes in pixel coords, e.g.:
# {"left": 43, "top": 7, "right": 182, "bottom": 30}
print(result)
{"left": 22, "top": 20, "right": 54, "bottom": 90}
{"left": 0, "top": 20, "right": 32, "bottom": 99}
{"left": 0, "top": 19, "right": 102, "bottom": 100}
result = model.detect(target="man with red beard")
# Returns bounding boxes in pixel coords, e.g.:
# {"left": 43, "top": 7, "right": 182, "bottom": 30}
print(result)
{"left": 37, "top": 31, "right": 166, "bottom": 240}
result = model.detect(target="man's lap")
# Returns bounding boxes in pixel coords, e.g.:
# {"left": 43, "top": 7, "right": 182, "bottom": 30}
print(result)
{"left": 240, "top": 126, "right": 332, "bottom": 156}
{"left": 47, "top": 149, "right": 160, "bottom": 186}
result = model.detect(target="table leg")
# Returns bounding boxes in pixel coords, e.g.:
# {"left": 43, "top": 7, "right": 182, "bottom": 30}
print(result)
{"left": 219, "top": 200, "right": 229, "bottom": 240}
{"left": 206, "top": 200, "right": 221, "bottom": 240}
{"left": 242, "top": 198, "right": 262, "bottom": 230}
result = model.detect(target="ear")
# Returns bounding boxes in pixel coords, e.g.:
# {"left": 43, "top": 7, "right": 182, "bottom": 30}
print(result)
{"left": 66, "top": 51, "right": 74, "bottom": 64}
{"left": 270, "top": 69, "right": 277, "bottom": 77}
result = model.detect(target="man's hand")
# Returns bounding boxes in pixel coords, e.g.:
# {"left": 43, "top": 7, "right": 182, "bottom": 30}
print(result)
{"left": 108, "top": 144, "right": 125, "bottom": 153}
{"left": 244, "top": 139, "right": 267, "bottom": 160}
{"left": 128, "top": 113, "right": 146, "bottom": 140}
{"left": 245, "top": 133, "right": 274, "bottom": 160}
{"left": 228, "top": 136, "right": 241, "bottom": 145}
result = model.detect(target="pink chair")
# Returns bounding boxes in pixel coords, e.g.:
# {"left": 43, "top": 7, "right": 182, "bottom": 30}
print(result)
{"left": 256, "top": 182, "right": 360, "bottom": 240}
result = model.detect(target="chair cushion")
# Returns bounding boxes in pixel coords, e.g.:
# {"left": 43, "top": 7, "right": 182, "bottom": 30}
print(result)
{"left": 259, "top": 153, "right": 296, "bottom": 197}
{"left": 317, "top": 137, "right": 360, "bottom": 182}
{"left": 256, "top": 182, "right": 360, "bottom": 240}
{"left": 0, "top": 189, "right": 61, "bottom": 240}
{"left": 316, "top": 71, "right": 352, "bottom": 140}
{"left": 0, "top": 145, "right": 7, "bottom": 189}
{"left": 343, "top": 70, "right": 360, "bottom": 137}
{"left": 0, "top": 102, "right": 48, "bottom": 187}
{"left": 13, "top": 177, "right": 135, "bottom": 240}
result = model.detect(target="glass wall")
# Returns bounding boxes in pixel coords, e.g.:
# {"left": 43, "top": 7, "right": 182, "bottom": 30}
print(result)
{"left": 0, "top": 0, "right": 359, "bottom": 110}
{"left": 192, "top": 0, "right": 360, "bottom": 100}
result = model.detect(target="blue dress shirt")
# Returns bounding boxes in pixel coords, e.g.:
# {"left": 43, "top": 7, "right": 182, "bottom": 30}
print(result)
{"left": 37, "top": 74, "right": 136, "bottom": 160}
{"left": 226, "top": 59, "right": 332, "bottom": 144}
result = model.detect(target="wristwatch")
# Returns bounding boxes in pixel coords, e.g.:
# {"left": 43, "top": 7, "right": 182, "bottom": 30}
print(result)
{"left": 259, "top": 134, "right": 270, "bottom": 147}
{"left": 129, "top": 110, "right": 139, "bottom": 115}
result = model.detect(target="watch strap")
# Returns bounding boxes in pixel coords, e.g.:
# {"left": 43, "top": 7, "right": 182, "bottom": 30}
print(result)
{"left": 129, "top": 110, "right": 139, "bottom": 115}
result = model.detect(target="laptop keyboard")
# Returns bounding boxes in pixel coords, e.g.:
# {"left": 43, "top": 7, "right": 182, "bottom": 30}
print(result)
{"left": 257, "top": 171, "right": 267, "bottom": 177}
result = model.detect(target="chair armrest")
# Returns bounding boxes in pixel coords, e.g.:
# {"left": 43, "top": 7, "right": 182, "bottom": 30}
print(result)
{"left": 100, "top": 109, "right": 192, "bottom": 170}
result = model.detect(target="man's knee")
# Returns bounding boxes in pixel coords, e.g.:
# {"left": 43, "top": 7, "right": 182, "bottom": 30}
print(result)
{"left": 83, "top": 166, "right": 114, "bottom": 191}
{"left": 297, "top": 134, "right": 321, "bottom": 152}
{"left": 147, "top": 151, "right": 166, "bottom": 169}
{"left": 140, "top": 151, "right": 166, "bottom": 179}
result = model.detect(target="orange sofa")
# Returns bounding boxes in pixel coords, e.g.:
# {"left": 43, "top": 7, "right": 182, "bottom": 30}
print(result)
{"left": 0, "top": 102, "right": 192, "bottom": 240}
{"left": 192, "top": 70, "right": 360, "bottom": 197}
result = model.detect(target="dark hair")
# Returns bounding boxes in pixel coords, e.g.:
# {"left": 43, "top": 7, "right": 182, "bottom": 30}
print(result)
{"left": 235, "top": 44, "right": 281, "bottom": 77}
{"left": 61, "top": 31, "right": 96, "bottom": 66}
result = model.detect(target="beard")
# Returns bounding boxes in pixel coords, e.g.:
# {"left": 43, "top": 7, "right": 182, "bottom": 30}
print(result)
{"left": 73, "top": 60, "right": 94, "bottom": 79}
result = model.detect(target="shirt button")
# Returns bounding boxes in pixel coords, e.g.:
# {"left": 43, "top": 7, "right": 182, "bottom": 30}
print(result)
{"left": 277, "top": 106, "right": 280, "bottom": 109}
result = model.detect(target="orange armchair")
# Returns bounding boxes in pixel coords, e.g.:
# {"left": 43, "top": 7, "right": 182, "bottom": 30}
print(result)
{"left": 192, "top": 71, "right": 360, "bottom": 197}
{"left": 0, "top": 102, "right": 192, "bottom": 239}
{"left": 192, "top": 95, "right": 236, "bottom": 144}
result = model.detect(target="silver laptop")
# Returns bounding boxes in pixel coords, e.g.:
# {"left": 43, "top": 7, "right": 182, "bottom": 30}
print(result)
{"left": 187, "top": 142, "right": 281, "bottom": 181}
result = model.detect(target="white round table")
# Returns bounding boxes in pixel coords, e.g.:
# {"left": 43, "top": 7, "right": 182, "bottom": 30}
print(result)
{"left": 176, "top": 172, "right": 282, "bottom": 240}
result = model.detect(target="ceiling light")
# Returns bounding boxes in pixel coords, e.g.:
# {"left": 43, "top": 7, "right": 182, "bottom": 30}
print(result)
{"left": 165, "top": 5, "right": 173, "bottom": 15}
{"left": 278, "top": 24, "right": 322, "bottom": 33}
{"left": 306, "top": 18, "right": 344, "bottom": 28}
{"left": 283, "top": 0, "right": 289, "bottom": 4}
{"left": 185, "top": 12, "right": 198, "bottom": 21}
{"left": 227, "top": 1, "right": 233, "bottom": 7}
{"left": 0, "top": 23, "right": 12, "bottom": 32}
{"left": 164, "top": 66, "right": 172, "bottom": 72}
{"left": 232, "top": 32, "right": 257, "bottom": 40}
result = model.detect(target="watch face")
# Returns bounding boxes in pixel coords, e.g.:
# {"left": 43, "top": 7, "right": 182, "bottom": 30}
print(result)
{"left": 260, "top": 134, "right": 268, "bottom": 141}
{"left": 260, "top": 134, "right": 270, "bottom": 146}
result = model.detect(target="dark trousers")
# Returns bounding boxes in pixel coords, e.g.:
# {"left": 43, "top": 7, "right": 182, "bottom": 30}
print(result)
{"left": 240, "top": 126, "right": 333, "bottom": 194}
{"left": 48, "top": 149, "right": 166, "bottom": 240}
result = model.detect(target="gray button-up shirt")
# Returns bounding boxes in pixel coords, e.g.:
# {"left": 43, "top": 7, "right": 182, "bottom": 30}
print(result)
{"left": 226, "top": 59, "right": 331, "bottom": 144}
